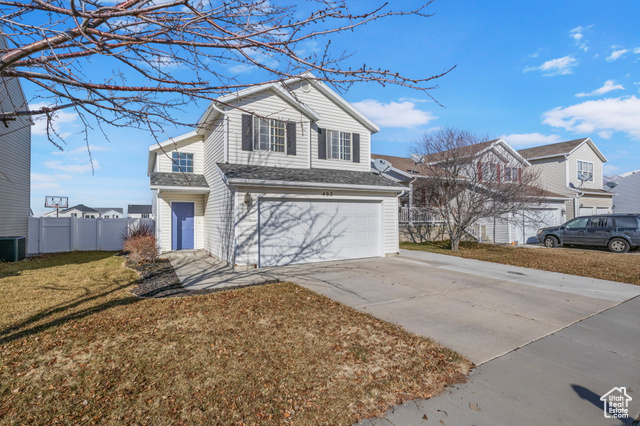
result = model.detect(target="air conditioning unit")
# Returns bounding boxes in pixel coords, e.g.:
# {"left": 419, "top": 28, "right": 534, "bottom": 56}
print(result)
{"left": 0, "top": 236, "right": 27, "bottom": 262}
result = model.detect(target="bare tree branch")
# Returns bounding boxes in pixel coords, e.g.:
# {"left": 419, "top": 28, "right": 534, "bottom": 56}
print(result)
{"left": 0, "top": 0, "right": 449, "bottom": 147}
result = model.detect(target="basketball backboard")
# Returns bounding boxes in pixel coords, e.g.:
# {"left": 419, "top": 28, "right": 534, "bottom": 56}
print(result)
{"left": 45, "top": 196, "right": 68, "bottom": 208}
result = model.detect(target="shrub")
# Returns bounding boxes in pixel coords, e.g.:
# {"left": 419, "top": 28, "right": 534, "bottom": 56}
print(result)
{"left": 123, "top": 234, "right": 158, "bottom": 265}
{"left": 121, "top": 221, "right": 155, "bottom": 242}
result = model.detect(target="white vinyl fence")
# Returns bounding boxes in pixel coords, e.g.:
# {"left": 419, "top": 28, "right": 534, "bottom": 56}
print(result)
{"left": 28, "top": 217, "right": 155, "bottom": 255}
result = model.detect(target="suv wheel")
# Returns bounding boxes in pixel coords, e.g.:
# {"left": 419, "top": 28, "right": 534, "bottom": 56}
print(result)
{"left": 608, "top": 238, "right": 630, "bottom": 254}
{"left": 544, "top": 236, "right": 558, "bottom": 248}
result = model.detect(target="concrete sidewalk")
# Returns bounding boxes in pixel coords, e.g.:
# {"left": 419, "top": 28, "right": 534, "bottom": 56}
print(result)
{"left": 359, "top": 295, "right": 640, "bottom": 426}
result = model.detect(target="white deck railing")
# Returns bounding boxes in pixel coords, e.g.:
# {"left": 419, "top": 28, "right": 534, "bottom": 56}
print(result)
{"left": 398, "top": 207, "right": 445, "bottom": 224}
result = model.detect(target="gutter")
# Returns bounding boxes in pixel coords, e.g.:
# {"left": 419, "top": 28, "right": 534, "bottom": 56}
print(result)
{"left": 226, "top": 178, "right": 405, "bottom": 193}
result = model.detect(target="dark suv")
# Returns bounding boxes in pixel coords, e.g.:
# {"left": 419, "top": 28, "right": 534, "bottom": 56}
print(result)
{"left": 536, "top": 214, "right": 640, "bottom": 253}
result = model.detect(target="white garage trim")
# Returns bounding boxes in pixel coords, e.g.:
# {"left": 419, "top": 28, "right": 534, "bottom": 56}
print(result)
{"left": 257, "top": 198, "right": 384, "bottom": 267}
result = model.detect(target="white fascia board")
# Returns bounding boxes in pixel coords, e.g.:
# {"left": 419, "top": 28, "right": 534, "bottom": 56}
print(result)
{"left": 150, "top": 185, "right": 210, "bottom": 193}
{"left": 226, "top": 178, "right": 405, "bottom": 193}
{"left": 147, "top": 151, "right": 156, "bottom": 176}
{"left": 567, "top": 138, "right": 608, "bottom": 163}
{"left": 208, "top": 84, "right": 320, "bottom": 122}
{"left": 493, "top": 139, "right": 532, "bottom": 166}
{"left": 306, "top": 77, "right": 380, "bottom": 133}
{"left": 148, "top": 131, "right": 201, "bottom": 152}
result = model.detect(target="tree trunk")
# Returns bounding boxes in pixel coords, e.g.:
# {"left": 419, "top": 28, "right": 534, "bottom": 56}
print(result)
{"left": 450, "top": 235, "right": 460, "bottom": 252}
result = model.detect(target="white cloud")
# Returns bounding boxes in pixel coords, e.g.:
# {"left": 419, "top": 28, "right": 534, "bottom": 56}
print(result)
{"left": 569, "top": 25, "right": 592, "bottom": 51}
{"left": 524, "top": 56, "right": 577, "bottom": 76}
{"left": 576, "top": 80, "right": 625, "bottom": 97}
{"left": 500, "top": 133, "right": 562, "bottom": 148}
{"left": 352, "top": 99, "right": 436, "bottom": 128}
{"left": 44, "top": 160, "right": 100, "bottom": 174}
{"left": 30, "top": 102, "right": 79, "bottom": 138}
{"left": 542, "top": 96, "right": 640, "bottom": 140}
{"left": 606, "top": 48, "right": 628, "bottom": 61}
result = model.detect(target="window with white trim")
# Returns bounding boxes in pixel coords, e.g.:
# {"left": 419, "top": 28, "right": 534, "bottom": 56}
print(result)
{"left": 254, "top": 117, "right": 285, "bottom": 152}
{"left": 481, "top": 162, "right": 497, "bottom": 182}
{"left": 327, "top": 130, "right": 351, "bottom": 161}
{"left": 577, "top": 160, "right": 593, "bottom": 182}
{"left": 172, "top": 152, "right": 193, "bottom": 173}
{"left": 503, "top": 167, "right": 518, "bottom": 182}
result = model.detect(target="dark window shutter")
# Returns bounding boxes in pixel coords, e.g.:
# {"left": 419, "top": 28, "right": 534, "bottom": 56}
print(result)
{"left": 496, "top": 164, "right": 501, "bottom": 182}
{"left": 477, "top": 162, "right": 483, "bottom": 182}
{"left": 352, "top": 133, "right": 360, "bottom": 163}
{"left": 318, "top": 128, "right": 327, "bottom": 159}
{"left": 518, "top": 167, "right": 522, "bottom": 184}
{"left": 286, "top": 122, "right": 296, "bottom": 155}
{"left": 242, "top": 114, "right": 253, "bottom": 151}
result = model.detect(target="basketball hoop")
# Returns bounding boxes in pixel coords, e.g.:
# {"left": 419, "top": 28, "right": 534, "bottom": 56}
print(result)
{"left": 45, "top": 196, "right": 69, "bottom": 217}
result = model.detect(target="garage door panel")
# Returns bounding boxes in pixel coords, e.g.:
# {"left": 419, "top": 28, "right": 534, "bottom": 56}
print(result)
{"left": 513, "top": 209, "right": 562, "bottom": 245}
{"left": 259, "top": 199, "right": 382, "bottom": 267}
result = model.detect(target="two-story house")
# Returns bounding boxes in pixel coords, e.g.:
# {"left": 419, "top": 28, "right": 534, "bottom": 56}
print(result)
{"left": 518, "top": 138, "right": 613, "bottom": 219}
{"left": 0, "top": 35, "right": 31, "bottom": 240}
{"left": 148, "top": 73, "right": 405, "bottom": 268}
{"left": 372, "top": 139, "right": 569, "bottom": 245}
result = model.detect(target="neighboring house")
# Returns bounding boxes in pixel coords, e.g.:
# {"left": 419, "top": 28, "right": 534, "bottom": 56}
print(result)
{"left": 43, "top": 204, "right": 123, "bottom": 218}
{"left": 148, "top": 72, "right": 405, "bottom": 268}
{"left": 128, "top": 204, "right": 153, "bottom": 219}
{"left": 518, "top": 138, "right": 613, "bottom": 219}
{"left": 0, "top": 35, "right": 31, "bottom": 239}
{"left": 373, "top": 139, "right": 569, "bottom": 244}
{"left": 607, "top": 170, "right": 640, "bottom": 213}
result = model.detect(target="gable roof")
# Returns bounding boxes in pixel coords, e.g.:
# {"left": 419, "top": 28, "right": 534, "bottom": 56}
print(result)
{"left": 128, "top": 204, "right": 152, "bottom": 214}
{"left": 517, "top": 138, "right": 607, "bottom": 162}
{"left": 198, "top": 72, "right": 380, "bottom": 134}
{"left": 371, "top": 154, "right": 419, "bottom": 176}
{"left": 94, "top": 207, "right": 124, "bottom": 214}
{"left": 62, "top": 204, "right": 99, "bottom": 214}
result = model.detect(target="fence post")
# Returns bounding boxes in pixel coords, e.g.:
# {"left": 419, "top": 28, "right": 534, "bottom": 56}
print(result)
{"left": 38, "top": 217, "right": 45, "bottom": 253}
{"left": 97, "top": 218, "right": 103, "bottom": 250}
{"left": 70, "top": 216, "right": 77, "bottom": 251}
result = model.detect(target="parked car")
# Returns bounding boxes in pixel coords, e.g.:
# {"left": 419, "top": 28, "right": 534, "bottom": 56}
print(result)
{"left": 537, "top": 214, "right": 640, "bottom": 253}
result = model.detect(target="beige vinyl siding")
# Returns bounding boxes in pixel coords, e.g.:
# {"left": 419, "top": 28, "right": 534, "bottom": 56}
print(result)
{"left": 203, "top": 117, "right": 235, "bottom": 263}
{"left": 157, "top": 193, "right": 205, "bottom": 252}
{"left": 233, "top": 187, "right": 397, "bottom": 267}
{"left": 204, "top": 116, "right": 226, "bottom": 164}
{"left": 155, "top": 135, "right": 204, "bottom": 174}
{"left": 383, "top": 197, "right": 399, "bottom": 254}
{"left": 529, "top": 157, "right": 568, "bottom": 194}
{"left": 567, "top": 143, "right": 603, "bottom": 190}
{"left": 202, "top": 169, "right": 235, "bottom": 264}
{"left": 226, "top": 91, "right": 311, "bottom": 169}
{"left": 289, "top": 82, "right": 372, "bottom": 172}
{"left": 478, "top": 216, "right": 510, "bottom": 244}
{"left": 577, "top": 195, "right": 613, "bottom": 210}
{"left": 0, "top": 71, "right": 31, "bottom": 237}
{"left": 612, "top": 172, "right": 640, "bottom": 213}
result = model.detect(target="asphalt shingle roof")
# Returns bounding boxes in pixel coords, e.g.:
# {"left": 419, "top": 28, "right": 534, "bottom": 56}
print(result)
{"left": 150, "top": 172, "right": 209, "bottom": 188}
{"left": 128, "top": 204, "right": 152, "bottom": 214}
{"left": 517, "top": 138, "right": 588, "bottom": 160}
{"left": 94, "top": 207, "right": 124, "bottom": 214}
{"left": 217, "top": 163, "right": 406, "bottom": 188}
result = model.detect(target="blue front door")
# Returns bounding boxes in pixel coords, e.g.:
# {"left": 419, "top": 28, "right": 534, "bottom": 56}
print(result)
{"left": 172, "top": 202, "right": 194, "bottom": 250}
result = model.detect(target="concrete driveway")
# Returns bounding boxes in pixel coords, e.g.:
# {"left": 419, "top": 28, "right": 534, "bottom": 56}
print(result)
{"left": 271, "top": 249, "right": 640, "bottom": 365}
{"left": 173, "top": 249, "right": 640, "bottom": 424}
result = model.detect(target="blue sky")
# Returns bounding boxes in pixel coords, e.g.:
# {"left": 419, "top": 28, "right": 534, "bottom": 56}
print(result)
{"left": 28, "top": 0, "right": 640, "bottom": 215}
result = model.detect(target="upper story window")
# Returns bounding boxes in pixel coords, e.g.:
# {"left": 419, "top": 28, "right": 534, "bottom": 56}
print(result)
{"left": 172, "top": 152, "right": 193, "bottom": 173}
{"left": 254, "top": 117, "right": 285, "bottom": 152}
{"left": 577, "top": 160, "right": 593, "bottom": 182}
{"left": 503, "top": 166, "right": 520, "bottom": 182}
{"left": 327, "top": 130, "right": 351, "bottom": 161}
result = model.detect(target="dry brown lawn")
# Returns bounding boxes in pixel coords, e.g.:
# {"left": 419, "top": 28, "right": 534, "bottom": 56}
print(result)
{"left": 401, "top": 241, "right": 640, "bottom": 285}
{"left": 0, "top": 252, "right": 471, "bottom": 425}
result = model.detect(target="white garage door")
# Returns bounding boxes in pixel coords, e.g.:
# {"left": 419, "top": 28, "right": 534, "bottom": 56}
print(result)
{"left": 513, "top": 209, "right": 562, "bottom": 245}
{"left": 579, "top": 207, "right": 594, "bottom": 216}
{"left": 258, "top": 199, "right": 382, "bottom": 267}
